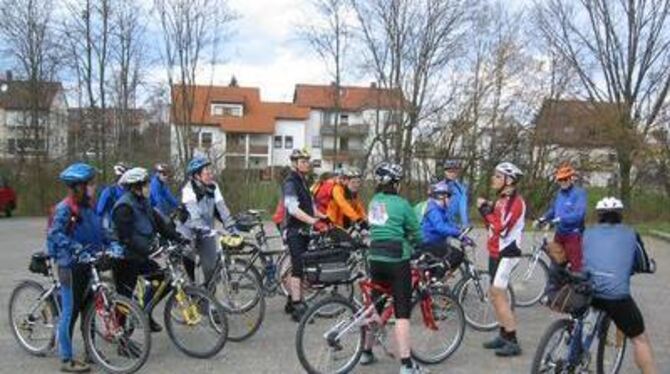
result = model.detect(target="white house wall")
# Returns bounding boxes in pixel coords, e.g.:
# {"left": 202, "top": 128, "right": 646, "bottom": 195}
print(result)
{"left": 273, "top": 119, "right": 306, "bottom": 167}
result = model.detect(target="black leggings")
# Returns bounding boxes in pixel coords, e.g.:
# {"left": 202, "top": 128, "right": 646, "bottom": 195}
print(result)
{"left": 112, "top": 259, "right": 166, "bottom": 314}
{"left": 369, "top": 260, "right": 412, "bottom": 319}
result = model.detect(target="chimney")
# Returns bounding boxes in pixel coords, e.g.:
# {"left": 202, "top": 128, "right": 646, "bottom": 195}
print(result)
{"left": 5, "top": 70, "right": 12, "bottom": 81}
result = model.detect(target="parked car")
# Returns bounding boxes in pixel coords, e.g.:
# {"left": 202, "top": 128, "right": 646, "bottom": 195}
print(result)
{"left": 0, "top": 183, "right": 17, "bottom": 217}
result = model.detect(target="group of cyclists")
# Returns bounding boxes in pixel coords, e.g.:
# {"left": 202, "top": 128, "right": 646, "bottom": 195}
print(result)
{"left": 34, "top": 143, "right": 659, "bottom": 373}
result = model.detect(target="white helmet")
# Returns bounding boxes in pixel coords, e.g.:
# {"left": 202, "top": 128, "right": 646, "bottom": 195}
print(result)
{"left": 113, "top": 162, "right": 130, "bottom": 177}
{"left": 595, "top": 197, "right": 624, "bottom": 211}
{"left": 495, "top": 162, "right": 523, "bottom": 181}
{"left": 119, "top": 167, "right": 149, "bottom": 186}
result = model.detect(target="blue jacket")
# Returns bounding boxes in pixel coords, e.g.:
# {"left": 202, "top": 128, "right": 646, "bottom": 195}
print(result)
{"left": 421, "top": 199, "right": 461, "bottom": 245}
{"left": 436, "top": 179, "right": 469, "bottom": 227}
{"left": 542, "top": 185, "right": 587, "bottom": 235}
{"left": 47, "top": 199, "right": 105, "bottom": 268}
{"left": 583, "top": 223, "right": 645, "bottom": 299}
{"left": 96, "top": 184, "right": 125, "bottom": 220}
{"left": 149, "top": 174, "right": 179, "bottom": 216}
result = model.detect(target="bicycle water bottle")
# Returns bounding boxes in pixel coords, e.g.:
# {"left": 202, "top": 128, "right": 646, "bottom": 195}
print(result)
{"left": 266, "top": 261, "right": 277, "bottom": 285}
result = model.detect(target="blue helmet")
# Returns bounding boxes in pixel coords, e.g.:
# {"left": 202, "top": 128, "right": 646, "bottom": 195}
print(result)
{"left": 430, "top": 183, "right": 452, "bottom": 198}
{"left": 186, "top": 156, "right": 212, "bottom": 176}
{"left": 443, "top": 159, "right": 462, "bottom": 170}
{"left": 59, "top": 163, "right": 96, "bottom": 186}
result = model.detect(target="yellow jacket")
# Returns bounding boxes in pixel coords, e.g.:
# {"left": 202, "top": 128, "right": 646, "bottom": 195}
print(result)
{"left": 326, "top": 184, "right": 366, "bottom": 228}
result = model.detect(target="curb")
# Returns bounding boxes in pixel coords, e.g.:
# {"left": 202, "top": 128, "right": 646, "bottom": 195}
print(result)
{"left": 648, "top": 230, "right": 670, "bottom": 243}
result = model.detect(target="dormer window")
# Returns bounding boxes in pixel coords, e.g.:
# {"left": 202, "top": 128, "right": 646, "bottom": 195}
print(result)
{"left": 211, "top": 103, "right": 243, "bottom": 117}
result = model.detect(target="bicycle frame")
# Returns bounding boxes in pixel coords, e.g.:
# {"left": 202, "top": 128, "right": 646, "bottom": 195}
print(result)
{"left": 566, "top": 309, "right": 606, "bottom": 367}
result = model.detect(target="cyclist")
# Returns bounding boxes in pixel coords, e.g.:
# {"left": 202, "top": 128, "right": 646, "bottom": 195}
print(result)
{"left": 362, "top": 162, "right": 423, "bottom": 373}
{"left": 437, "top": 159, "right": 470, "bottom": 228}
{"left": 326, "top": 167, "right": 366, "bottom": 230}
{"left": 535, "top": 164, "right": 587, "bottom": 271}
{"left": 96, "top": 162, "right": 129, "bottom": 229}
{"left": 583, "top": 197, "right": 657, "bottom": 374}
{"left": 111, "top": 167, "right": 186, "bottom": 333}
{"left": 47, "top": 163, "right": 104, "bottom": 373}
{"left": 477, "top": 161, "right": 525, "bottom": 357}
{"left": 419, "top": 183, "right": 465, "bottom": 273}
{"left": 282, "top": 148, "right": 324, "bottom": 321}
{"left": 178, "top": 156, "right": 238, "bottom": 286}
{"left": 149, "top": 163, "right": 179, "bottom": 217}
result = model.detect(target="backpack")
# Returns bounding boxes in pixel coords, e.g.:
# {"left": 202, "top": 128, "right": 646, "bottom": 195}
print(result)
{"left": 46, "top": 196, "right": 81, "bottom": 257}
{"left": 633, "top": 233, "right": 656, "bottom": 274}
{"left": 312, "top": 179, "right": 336, "bottom": 213}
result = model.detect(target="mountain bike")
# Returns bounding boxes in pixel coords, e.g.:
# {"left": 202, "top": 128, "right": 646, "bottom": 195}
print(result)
{"left": 531, "top": 272, "right": 626, "bottom": 374}
{"left": 134, "top": 241, "right": 229, "bottom": 358}
{"left": 509, "top": 228, "right": 550, "bottom": 307}
{"left": 9, "top": 248, "right": 151, "bottom": 373}
{"left": 295, "top": 252, "right": 466, "bottom": 374}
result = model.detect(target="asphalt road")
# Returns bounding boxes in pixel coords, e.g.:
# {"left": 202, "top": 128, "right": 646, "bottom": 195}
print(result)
{"left": 0, "top": 218, "right": 668, "bottom": 373}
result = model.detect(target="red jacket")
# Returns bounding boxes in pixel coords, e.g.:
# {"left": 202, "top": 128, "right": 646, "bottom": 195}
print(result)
{"left": 480, "top": 192, "right": 525, "bottom": 259}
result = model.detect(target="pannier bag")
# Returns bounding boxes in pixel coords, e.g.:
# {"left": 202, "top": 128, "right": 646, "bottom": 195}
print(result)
{"left": 29, "top": 252, "right": 51, "bottom": 276}
{"left": 547, "top": 281, "right": 592, "bottom": 315}
{"left": 302, "top": 248, "right": 351, "bottom": 285}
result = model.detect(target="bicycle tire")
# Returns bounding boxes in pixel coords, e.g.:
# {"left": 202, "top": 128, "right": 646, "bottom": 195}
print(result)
{"left": 164, "top": 285, "right": 228, "bottom": 358}
{"left": 457, "top": 271, "right": 515, "bottom": 331}
{"left": 83, "top": 293, "right": 151, "bottom": 374}
{"left": 212, "top": 265, "right": 266, "bottom": 342}
{"left": 530, "top": 318, "right": 572, "bottom": 374}
{"left": 410, "top": 288, "right": 466, "bottom": 364}
{"left": 8, "top": 280, "right": 57, "bottom": 356}
{"left": 510, "top": 255, "right": 549, "bottom": 307}
{"left": 296, "top": 295, "right": 363, "bottom": 374}
{"left": 596, "top": 317, "right": 627, "bottom": 374}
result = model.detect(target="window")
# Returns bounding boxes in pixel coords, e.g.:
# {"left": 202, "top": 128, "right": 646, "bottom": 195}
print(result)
{"left": 340, "top": 114, "right": 349, "bottom": 126}
{"left": 201, "top": 132, "right": 213, "bottom": 149}
{"left": 274, "top": 136, "right": 283, "bottom": 148}
{"left": 312, "top": 159, "right": 322, "bottom": 168}
{"left": 311, "top": 136, "right": 322, "bottom": 148}
{"left": 284, "top": 136, "right": 293, "bottom": 149}
{"left": 211, "top": 103, "right": 243, "bottom": 117}
{"left": 339, "top": 137, "right": 349, "bottom": 151}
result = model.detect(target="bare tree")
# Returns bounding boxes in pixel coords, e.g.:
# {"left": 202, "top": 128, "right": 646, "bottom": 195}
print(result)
{"left": 534, "top": 0, "right": 670, "bottom": 205}
{"left": 154, "top": 0, "right": 237, "bottom": 169}
{"left": 299, "top": 0, "right": 353, "bottom": 169}
{"left": 352, "top": 0, "right": 470, "bottom": 181}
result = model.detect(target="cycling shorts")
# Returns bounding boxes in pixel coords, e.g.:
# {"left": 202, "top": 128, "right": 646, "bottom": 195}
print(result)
{"left": 369, "top": 260, "right": 412, "bottom": 319}
{"left": 489, "top": 256, "right": 520, "bottom": 289}
{"left": 286, "top": 231, "right": 310, "bottom": 277}
{"left": 592, "top": 296, "right": 645, "bottom": 338}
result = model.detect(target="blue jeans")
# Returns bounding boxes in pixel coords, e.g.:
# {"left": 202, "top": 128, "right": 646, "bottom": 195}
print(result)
{"left": 57, "top": 265, "right": 89, "bottom": 361}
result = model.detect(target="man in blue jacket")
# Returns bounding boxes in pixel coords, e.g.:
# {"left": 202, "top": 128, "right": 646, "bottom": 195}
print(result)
{"left": 96, "top": 162, "right": 129, "bottom": 229}
{"left": 536, "top": 164, "right": 587, "bottom": 271}
{"left": 583, "top": 197, "right": 657, "bottom": 374}
{"left": 437, "top": 159, "right": 470, "bottom": 228}
{"left": 149, "top": 163, "right": 179, "bottom": 217}
{"left": 420, "top": 183, "right": 465, "bottom": 271}
{"left": 47, "top": 163, "right": 104, "bottom": 373}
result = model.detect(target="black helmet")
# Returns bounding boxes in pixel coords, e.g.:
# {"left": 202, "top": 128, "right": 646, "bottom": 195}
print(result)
{"left": 374, "top": 162, "right": 403, "bottom": 185}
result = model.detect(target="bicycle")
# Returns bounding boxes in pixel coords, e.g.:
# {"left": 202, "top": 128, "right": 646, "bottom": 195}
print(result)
{"left": 509, "top": 226, "right": 551, "bottom": 307}
{"left": 133, "top": 240, "right": 229, "bottom": 358}
{"left": 9, "top": 248, "right": 151, "bottom": 373}
{"left": 452, "top": 232, "right": 516, "bottom": 331}
{"left": 295, "top": 252, "right": 466, "bottom": 374}
{"left": 531, "top": 272, "right": 626, "bottom": 374}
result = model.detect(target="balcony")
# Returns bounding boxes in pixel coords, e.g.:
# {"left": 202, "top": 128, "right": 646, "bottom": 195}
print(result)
{"left": 322, "top": 148, "right": 367, "bottom": 161}
{"left": 321, "top": 123, "right": 370, "bottom": 137}
{"left": 225, "top": 144, "right": 269, "bottom": 155}
{"left": 249, "top": 144, "right": 269, "bottom": 154}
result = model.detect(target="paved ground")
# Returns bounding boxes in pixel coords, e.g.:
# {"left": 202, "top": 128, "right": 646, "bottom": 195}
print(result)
{"left": 0, "top": 217, "right": 668, "bottom": 373}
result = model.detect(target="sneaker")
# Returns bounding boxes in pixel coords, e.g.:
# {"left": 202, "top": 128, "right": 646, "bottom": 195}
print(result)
{"left": 399, "top": 361, "right": 426, "bottom": 374}
{"left": 291, "top": 302, "right": 308, "bottom": 322}
{"left": 494, "top": 340, "right": 522, "bottom": 357}
{"left": 284, "top": 297, "right": 295, "bottom": 314}
{"left": 60, "top": 360, "right": 91, "bottom": 373}
{"left": 360, "top": 351, "right": 376, "bottom": 366}
{"left": 149, "top": 318, "right": 163, "bottom": 333}
{"left": 483, "top": 335, "right": 507, "bottom": 350}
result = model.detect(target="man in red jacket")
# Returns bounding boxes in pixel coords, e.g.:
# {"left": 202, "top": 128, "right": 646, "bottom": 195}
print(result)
{"left": 477, "top": 162, "right": 525, "bottom": 357}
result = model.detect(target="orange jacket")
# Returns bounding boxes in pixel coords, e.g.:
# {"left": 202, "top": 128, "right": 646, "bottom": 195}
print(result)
{"left": 326, "top": 184, "right": 366, "bottom": 228}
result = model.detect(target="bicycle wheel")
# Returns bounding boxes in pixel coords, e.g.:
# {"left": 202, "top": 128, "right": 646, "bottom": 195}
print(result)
{"left": 510, "top": 255, "right": 549, "bottom": 307}
{"left": 410, "top": 288, "right": 466, "bottom": 364}
{"left": 279, "top": 260, "right": 320, "bottom": 302}
{"left": 457, "top": 271, "right": 515, "bottom": 331}
{"left": 530, "top": 318, "right": 573, "bottom": 374}
{"left": 296, "top": 296, "right": 363, "bottom": 374}
{"left": 164, "top": 285, "right": 228, "bottom": 358}
{"left": 83, "top": 293, "right": 151, "bottom": 374}
{"left": 212, "top": 265, "right": 266, "bottom": 342}
{"left": 596, "top": 317, "right": 626, "bottom": 374}
{"left": 8, "top": 280, "right": 57, "bottom": 356}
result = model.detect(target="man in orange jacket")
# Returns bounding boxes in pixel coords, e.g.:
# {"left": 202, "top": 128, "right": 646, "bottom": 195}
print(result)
{"left": 327, "top": 167, "right": 367, "bottom": 229}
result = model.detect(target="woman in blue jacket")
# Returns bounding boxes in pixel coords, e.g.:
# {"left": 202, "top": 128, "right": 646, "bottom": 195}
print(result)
{"left": 149, "top": 163, "right": 179, "bottom": 217}
{"left": 420, "top": 183, "right": 465, "bottom": 271}
{"left": 47, "top": 163, "right": 105, "bottom": 373}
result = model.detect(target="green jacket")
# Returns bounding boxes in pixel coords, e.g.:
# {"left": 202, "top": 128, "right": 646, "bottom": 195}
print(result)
{"left": 368, "top": 192, "right": 422, "bottom": 262}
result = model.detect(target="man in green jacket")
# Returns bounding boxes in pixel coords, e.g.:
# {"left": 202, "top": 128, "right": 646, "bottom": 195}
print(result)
{"left": 362, "top": 162, "right": 423, "bottom": 374}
